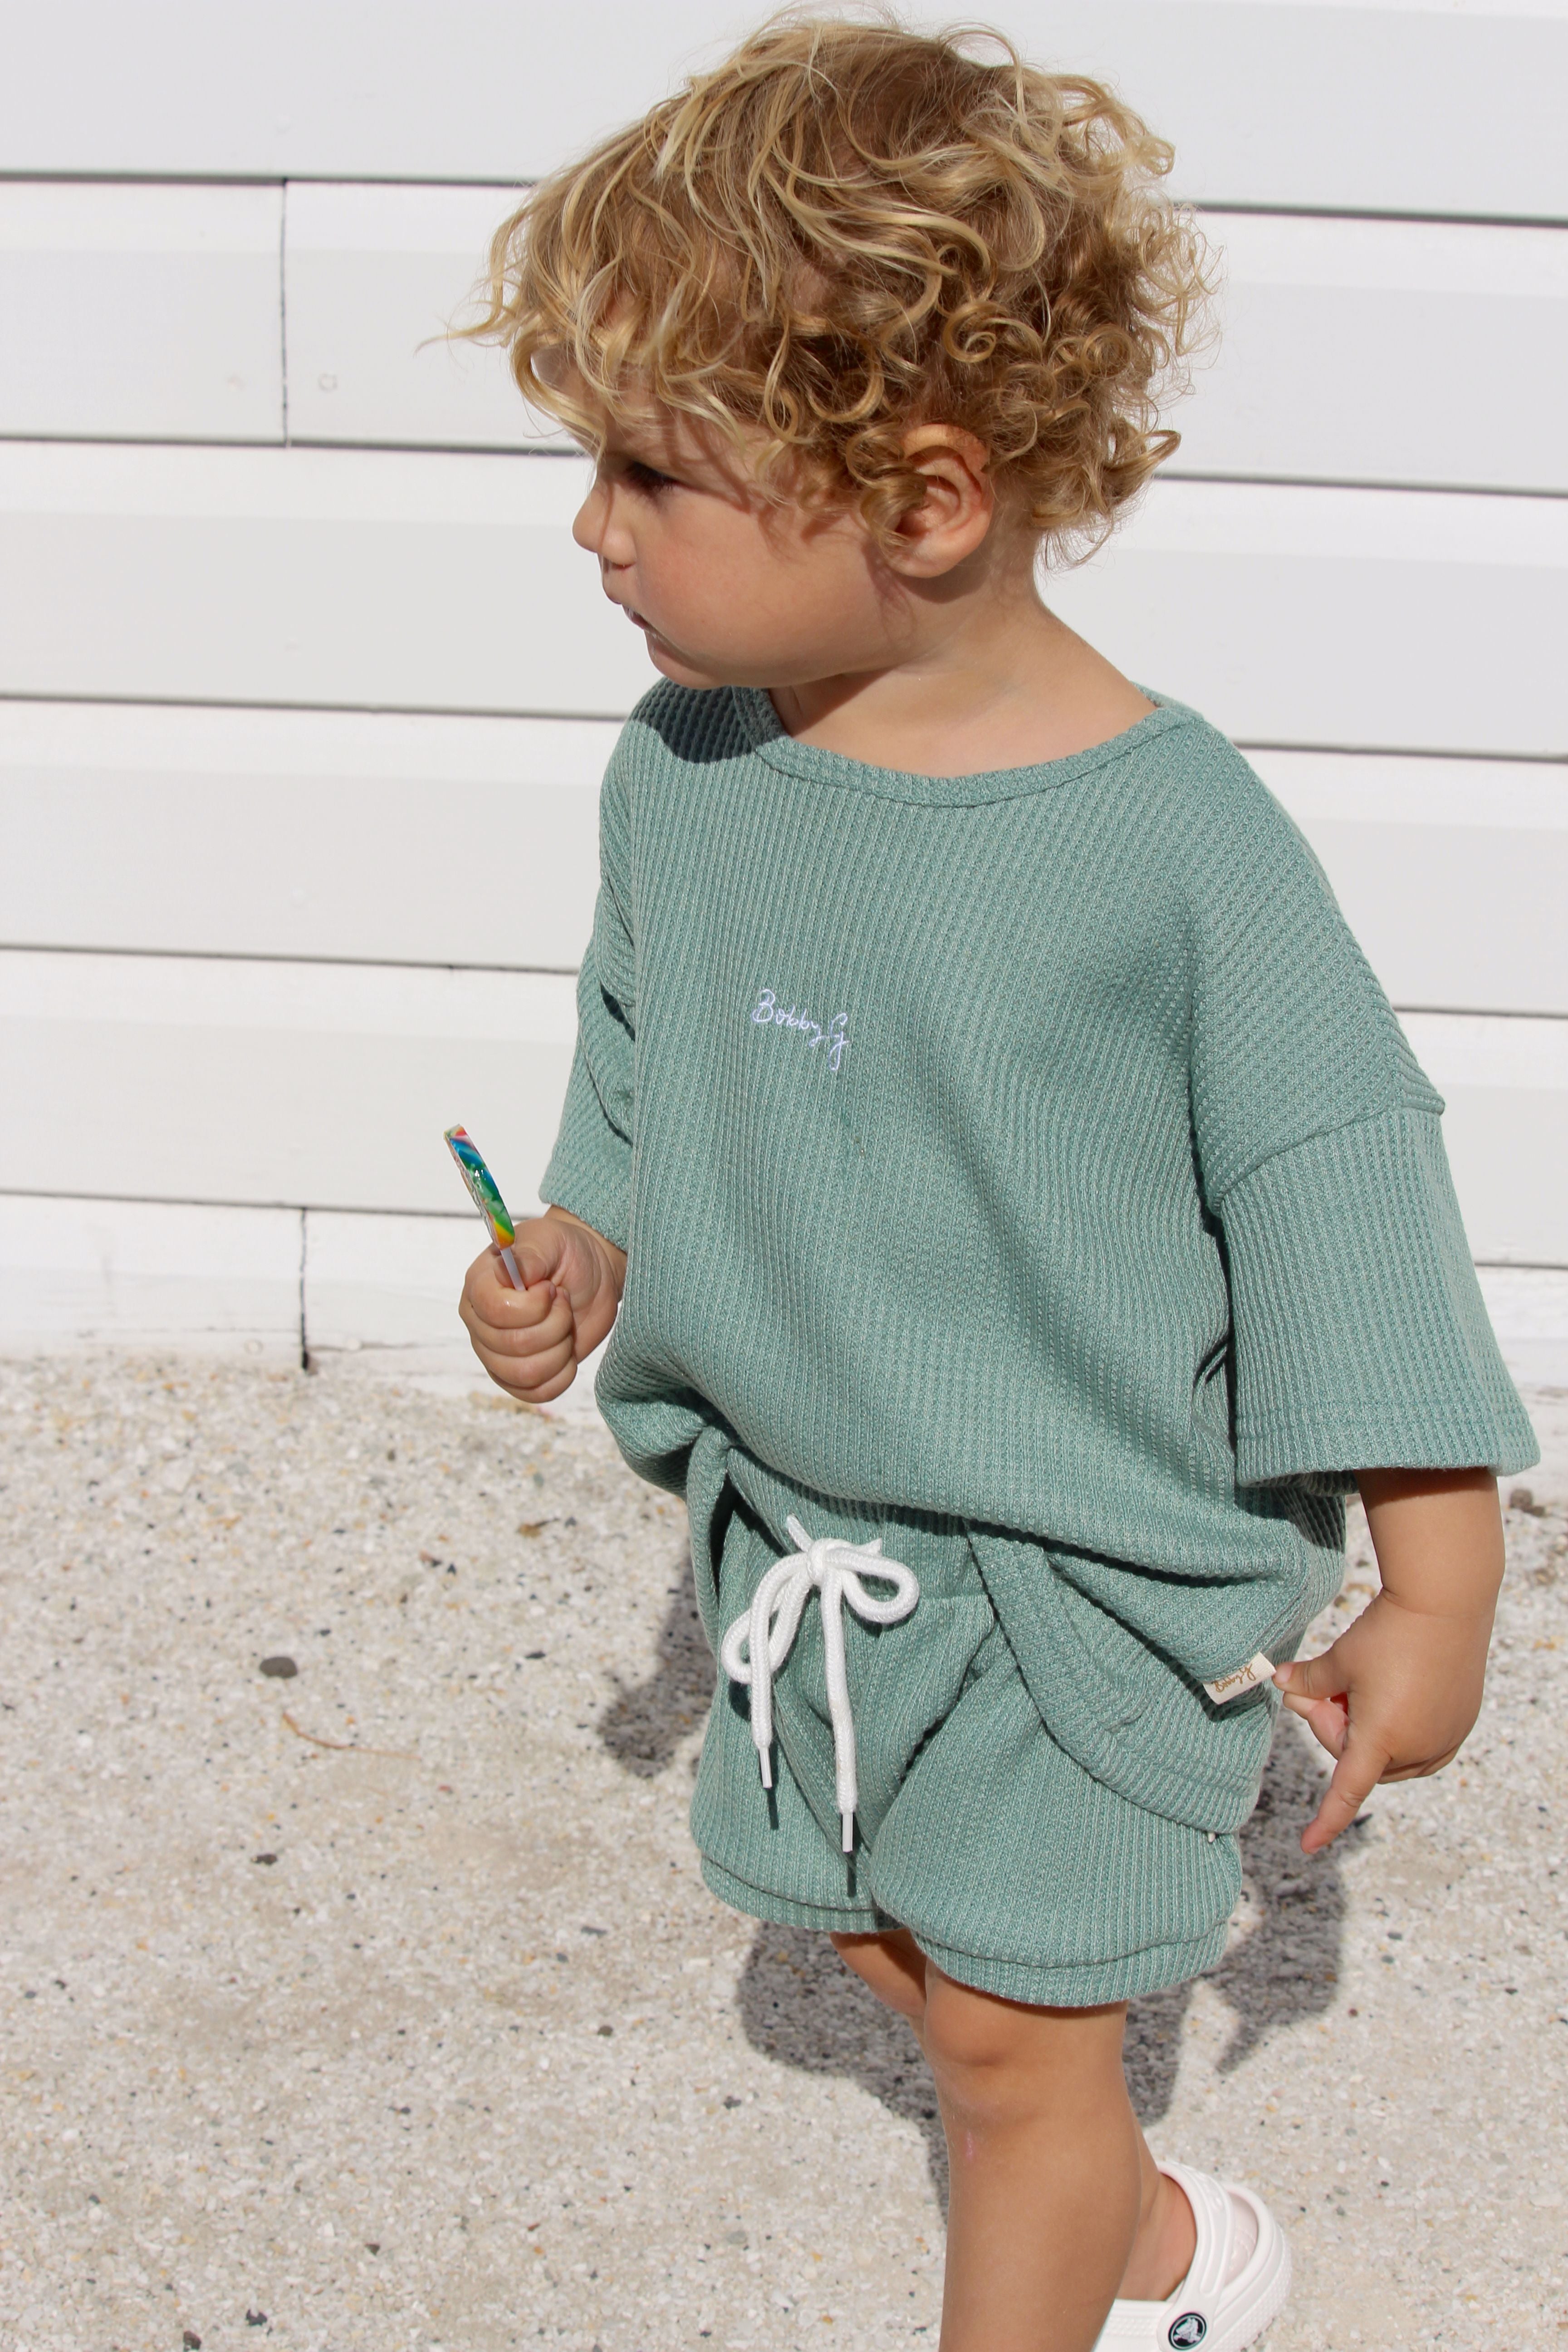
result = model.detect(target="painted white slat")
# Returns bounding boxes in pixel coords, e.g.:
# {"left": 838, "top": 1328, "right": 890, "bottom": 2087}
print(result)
{"left": 0, "top": 1192, "right": 302, "bottom": 1350}
{"left": 5, "top": 1191, "right": 1563, "bottom": 1392}
{"left": 4, "top": 955, "right": 1562, "bottom": 1265}
{"left": 284, "top": 193, "right": 1568, "bottom": 487}
{"left": 0, "top": 441, "right": 650, "bottom": 718}
{"left": 284, "top": 182, "right": 563, "bottom": 452}
{"left": 0, "top": 701, "right": 611, "bottom": 969}
{"left": 4, "top": 710, "right": 1562, "bottom": 1021}
{"left": 0, "top": 5, "right": 1563, "bottom": 220}
{"left": 0, "top": 182, "right": 284, "bottom": 444}
{"left": 2, "top": 445, "right": 1565, "bottom": 754}
{"left": 1402, "top": 1011, "right": 1568, "bottom": 1266}
{"left": 1175, "top": 213, "right": 1568, "bottom": 495}
{"left": 1476, "top": 1267, "right": 1568, "bottom": 1403}
{"left": 1252, "top": 752, "right": 1568, "bottom": 1017}
{"left": 1049, "top": 479, "right": 1568, "bottom": 758}
{"left": 0, "top": 951, "right": 577, "bottom": 1217}
{"left": 304, "top": 1207, "right": 490, "bottom": 1352}
{"left": 303, "top": 1204, "right": 613, "bottom": 1407}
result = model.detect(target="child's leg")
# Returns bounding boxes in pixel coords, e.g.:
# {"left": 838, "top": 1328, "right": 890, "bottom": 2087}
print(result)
{"left": 833, "top": 1930, "right": 1197, "bottom": 2352}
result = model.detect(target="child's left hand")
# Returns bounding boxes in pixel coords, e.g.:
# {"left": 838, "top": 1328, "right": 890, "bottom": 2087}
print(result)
{"left": 1272, "top": 1467, "right": 1505, "bottom": 1855}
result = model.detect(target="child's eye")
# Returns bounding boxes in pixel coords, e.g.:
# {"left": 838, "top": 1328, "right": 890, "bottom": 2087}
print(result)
{"left": 623, "top": 461, "right": 677, "bottom": 495}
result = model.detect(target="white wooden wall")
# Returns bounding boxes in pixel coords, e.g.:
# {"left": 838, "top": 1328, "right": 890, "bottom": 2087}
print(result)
{"left": 2, "top": 0, "right": 1565, "bottom": 1386}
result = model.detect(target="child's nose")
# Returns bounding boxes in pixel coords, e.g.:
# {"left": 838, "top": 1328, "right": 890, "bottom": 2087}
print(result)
{"left": 571, "top": 473, "right": 633, "bottom": 572}
{"left": 571, "top": 475, "right": 609, "bottom": 555}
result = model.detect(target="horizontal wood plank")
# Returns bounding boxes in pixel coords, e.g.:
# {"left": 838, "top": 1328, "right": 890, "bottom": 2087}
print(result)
{"left": 5, "top": 1191, "right": 1563, "bottom": 1377}
{"left": 284, "top": 181, "right": 559, "bottom": 451}
{"left": 0, "top": 1192, "right": 302, "bottom": 1349}
{"left": 0, "top": 951, "right": 577, "bottom": 1217}
{"left": 0, "top": 181, "right": 284, "bottom": 443}
{"left": 4, "top": 707, "right": 1563, "bottom": 1020}
{"left": 0, "top": 441, "right": 651, "bottom": 718}
{"left": 0, "top": 700, "right": 611, "bottom": 969}
{"left": 1175, "top": 212, "right": 1568, "bottom": 495}
{"left": 1048, "top": 479, "right": 1568, "bottom": 758}
{"left": 282, "top": 191, "right": 1568, "bottom": 490}
{"left": 1254, "top": 752, "right": 1568, "bottom": 1017}
{"left": 1, "top": 5, "right": 1564, "bottom": 220}
{"left": 1475, "top": 1266, "right": 1568, "bottom": 1397}
{"left": 5, "top": 951, "right": 1563, "bottom": 1265}
{"left": 2, "top": 445, "right": 1564, "bottom": 753}
{"left": 10, "top": 181, "right": 1564, "bottom": 491}
{"left": 1402, "top": 1011, "right": 1568, "bottom": 1267}
{"left": 302, "top": 1205, "right": 612, "bottom": 1402}
{"left": 304, "top": 1206, "right": 496, "bottom": 1352}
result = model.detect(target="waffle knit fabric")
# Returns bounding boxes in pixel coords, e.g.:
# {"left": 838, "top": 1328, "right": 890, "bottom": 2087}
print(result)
{"left": 543, "top": 682, "right": 1537, "bottom": 1991}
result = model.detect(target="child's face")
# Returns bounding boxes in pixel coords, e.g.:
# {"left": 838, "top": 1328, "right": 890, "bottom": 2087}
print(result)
{"left": 569, "top": 400, "right": 994, "bottom": 692}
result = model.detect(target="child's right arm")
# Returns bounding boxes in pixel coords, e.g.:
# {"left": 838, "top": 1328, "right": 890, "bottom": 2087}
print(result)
{"left": 459, "top": 1206, "right": 626, "bottom": 1405}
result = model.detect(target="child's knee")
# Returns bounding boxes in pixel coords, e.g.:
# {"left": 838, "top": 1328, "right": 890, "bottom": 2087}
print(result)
{"left": 921, "top": 1975, "right": 1127, "bottom": 2122}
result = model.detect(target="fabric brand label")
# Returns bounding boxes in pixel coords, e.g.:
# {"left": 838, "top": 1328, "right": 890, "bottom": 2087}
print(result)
{"left": 750, "top": 989, "right": 848, "bottom": 1073}
{"left": 1201, "top": 1651, "right": 1276, "bottom": 1705}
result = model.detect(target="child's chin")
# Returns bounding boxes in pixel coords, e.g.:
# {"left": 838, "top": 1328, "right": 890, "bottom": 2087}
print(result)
{"left": 644, "top": 638, "right": 726, "bottom": 687}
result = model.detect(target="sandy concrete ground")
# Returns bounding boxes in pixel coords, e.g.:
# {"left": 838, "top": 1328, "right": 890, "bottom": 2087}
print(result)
{"left": 1, "top": 1353, "right": 1565, "bottom": 2352}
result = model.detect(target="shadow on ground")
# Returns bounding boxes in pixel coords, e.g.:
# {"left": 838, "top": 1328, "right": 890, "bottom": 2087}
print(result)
{"left": 727, "top": 1723, "right": 1351, "bottom": 2192}
{"left": 1126, "top": 1720, "right": 1351, "bottom": 2124}
{"left": 595, "top": 1553, "right": 715, "bottom": 1778}
{"left": 736, "top": 1925, "right": 950, "bottom": 2210}
{"left": 598, "top": 1573, "right": 1348, "bottom": 2170}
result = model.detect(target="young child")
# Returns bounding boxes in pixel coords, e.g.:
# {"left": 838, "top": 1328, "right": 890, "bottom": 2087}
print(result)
{"left": 458, "top": 18, "right": 1537, "bottom": 2347}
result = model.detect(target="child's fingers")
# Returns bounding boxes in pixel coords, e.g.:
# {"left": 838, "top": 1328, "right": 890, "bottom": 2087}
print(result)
{"left": 467, "top": 1327, "right": 576, "bottom": 1402}
{"left": 510, "top": 1220, "right": 570, "bottom": 1291}
{"left": 460, "top": 1284, "right": 575, "bottom": 1382}
{"left": 1278, "top": 1686, "right": 1350, "bottom": 1757}
{"left": 1299, "top": 1725, "right": 1390, "bottom": 1855}
{"left": 461, "top": 1247, "right": 558, "bottom": 1330}
{"left": 1273, "top": 1651, "right": 1346, "bottom": 1705}
{"left": 514, "top": 1348, "right": 582, "bottom": 1403}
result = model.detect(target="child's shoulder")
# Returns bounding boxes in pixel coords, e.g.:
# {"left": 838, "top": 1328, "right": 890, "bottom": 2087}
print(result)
{"left": 1126, "top": 697, "right": 1338, "bottom": 912}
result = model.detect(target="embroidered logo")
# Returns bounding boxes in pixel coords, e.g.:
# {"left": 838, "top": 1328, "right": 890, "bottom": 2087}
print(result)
{"left": 750, "top": 988, "right": 848, "bottom": 1073}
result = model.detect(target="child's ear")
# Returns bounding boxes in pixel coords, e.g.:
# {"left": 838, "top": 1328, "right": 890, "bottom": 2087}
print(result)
{"left": 886, "top": 426, "right": 996, "bottom": 577}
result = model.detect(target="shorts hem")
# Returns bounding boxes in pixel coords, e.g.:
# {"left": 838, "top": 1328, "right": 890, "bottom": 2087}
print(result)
{"left": 701, "top": 1857, "right": 893, "bottom": 1936}
{"left": 909, "top": 1916, "right": 1231, "bottom": 2008}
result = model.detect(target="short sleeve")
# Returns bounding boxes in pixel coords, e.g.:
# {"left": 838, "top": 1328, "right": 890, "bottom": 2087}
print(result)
{"left": 1217, "top": 1095, "right": 1538, "bottom": 1483}
{"left": 539, "top": 737, "right": 637, "bottom": 1251}
{"left": 1188, "top": 750, "right": 1538, "bottom": 1485}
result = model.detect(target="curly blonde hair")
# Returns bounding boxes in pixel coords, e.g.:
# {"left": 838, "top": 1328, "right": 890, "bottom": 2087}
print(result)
{"left": 470, "top": 10, "right": 1212, "bottom": 557}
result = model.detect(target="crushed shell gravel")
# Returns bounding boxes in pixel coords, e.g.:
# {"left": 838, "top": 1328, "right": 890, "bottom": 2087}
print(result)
{"left": 0, "top": 1353, "right": 1565, "bottom": 2352}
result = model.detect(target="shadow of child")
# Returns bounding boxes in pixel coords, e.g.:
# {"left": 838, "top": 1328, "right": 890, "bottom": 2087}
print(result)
{"left": 1127, "top": 1717, "right": 1351, "bottom": 2124}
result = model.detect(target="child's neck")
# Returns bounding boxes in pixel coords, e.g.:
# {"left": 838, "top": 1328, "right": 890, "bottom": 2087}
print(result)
{"left": 769, "top": 560, "right": 1154, "bottom": 780}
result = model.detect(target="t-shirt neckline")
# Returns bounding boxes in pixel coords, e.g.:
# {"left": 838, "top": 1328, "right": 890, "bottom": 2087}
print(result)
{"left": 733, "top": 684, "right": 1192, "bottom": 806}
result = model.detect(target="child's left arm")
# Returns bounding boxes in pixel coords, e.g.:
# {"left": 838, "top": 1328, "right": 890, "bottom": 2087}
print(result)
{"left": 1274, "top": 1468, "right": 1505, "bottom": 1855}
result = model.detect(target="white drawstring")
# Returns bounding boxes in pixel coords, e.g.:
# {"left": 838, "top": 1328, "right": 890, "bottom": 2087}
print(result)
{"left": 719, "top": 1514, "right": 920, "bottom": 1852}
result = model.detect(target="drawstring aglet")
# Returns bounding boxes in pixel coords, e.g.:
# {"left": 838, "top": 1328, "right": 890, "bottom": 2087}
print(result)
{"left": 759, "top": 1750, "right": 774, "bottom": 1791}
{"left": 840, "top": 1810, "right": 854, "bottom": 1854}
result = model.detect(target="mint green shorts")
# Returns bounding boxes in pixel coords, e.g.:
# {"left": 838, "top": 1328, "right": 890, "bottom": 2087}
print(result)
{"left": 684, "top": 1440, "right": 1273, "bottom": 2008}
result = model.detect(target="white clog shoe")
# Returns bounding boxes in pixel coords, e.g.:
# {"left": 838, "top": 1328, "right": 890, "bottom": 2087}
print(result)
{"left": 1093, "top": 2162, "right": 1291, "bottom": 2351}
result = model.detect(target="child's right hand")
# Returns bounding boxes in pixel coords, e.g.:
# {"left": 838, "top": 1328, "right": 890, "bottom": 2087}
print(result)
{"left": 458, "top": 1207, "right": 626, "bottom": 1405}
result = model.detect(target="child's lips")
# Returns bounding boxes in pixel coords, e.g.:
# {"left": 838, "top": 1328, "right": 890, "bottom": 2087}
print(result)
{"left": 627, "top": 607, "right": 669, "bottom": 648}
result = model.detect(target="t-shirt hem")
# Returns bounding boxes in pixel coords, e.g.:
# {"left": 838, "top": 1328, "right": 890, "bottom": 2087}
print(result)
{"left": 1235, "top": 1411, "right": 1540, "bottom": 1487}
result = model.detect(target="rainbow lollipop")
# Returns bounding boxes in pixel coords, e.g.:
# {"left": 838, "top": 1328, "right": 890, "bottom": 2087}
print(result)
{"left": 444, "top": 1126, "right": 525, "bottom": 1289}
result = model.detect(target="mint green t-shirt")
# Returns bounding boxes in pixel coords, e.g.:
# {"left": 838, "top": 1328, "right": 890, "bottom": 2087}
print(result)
{"left": 543, "top": 683, "right": 1536, "bottom": 1690}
